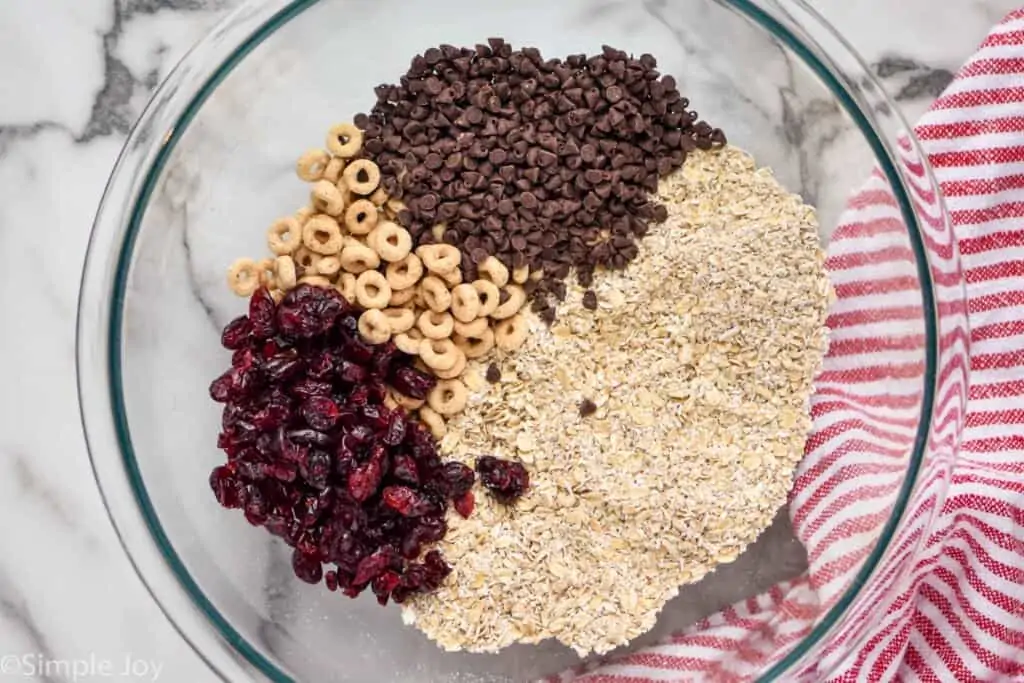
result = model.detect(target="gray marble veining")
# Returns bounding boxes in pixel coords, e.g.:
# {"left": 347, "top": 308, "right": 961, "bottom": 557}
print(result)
{"left": 0, "top": 0, "right": 1018, "bottom": 680}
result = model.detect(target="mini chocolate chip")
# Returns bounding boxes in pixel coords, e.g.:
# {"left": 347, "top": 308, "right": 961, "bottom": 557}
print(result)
{"left": 578, "top": 398, "right": 598, "bottom": 417}
{"left": 486, "top": 363, "right": 502, "bottom": 383}
{"left": 582, "top": 290, "right": 598, "bottom": 310}
{"left": 539, "top": 307, "right": 557, "bottom": 325}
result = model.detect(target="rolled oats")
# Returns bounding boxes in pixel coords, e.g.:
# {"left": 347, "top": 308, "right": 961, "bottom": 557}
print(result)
{"left": 402, "top": 147, "right": 832, "bottom": 656}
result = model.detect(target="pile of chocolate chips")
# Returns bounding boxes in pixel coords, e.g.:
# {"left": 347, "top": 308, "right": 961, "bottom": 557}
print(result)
{"left": 355, "top": 38, "right": 725, "bottom": 315}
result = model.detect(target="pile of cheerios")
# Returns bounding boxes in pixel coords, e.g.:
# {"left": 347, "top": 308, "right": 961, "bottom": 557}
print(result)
{"left": 226, "top": 122, "right": 530, "bottom": 436}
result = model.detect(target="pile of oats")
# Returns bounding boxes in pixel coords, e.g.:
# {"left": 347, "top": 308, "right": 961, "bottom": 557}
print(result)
{"left": 401, "top": 147, "right": 833, "bottom": 656}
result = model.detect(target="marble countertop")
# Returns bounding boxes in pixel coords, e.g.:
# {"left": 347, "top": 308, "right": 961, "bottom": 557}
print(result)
{"left": 0, "top": 1, "right": 1018, "bottom": 681}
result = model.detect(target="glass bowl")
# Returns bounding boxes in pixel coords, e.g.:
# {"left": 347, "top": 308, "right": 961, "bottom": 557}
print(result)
{"left": 77, "top": 0, "right": 968, "bottom": 680}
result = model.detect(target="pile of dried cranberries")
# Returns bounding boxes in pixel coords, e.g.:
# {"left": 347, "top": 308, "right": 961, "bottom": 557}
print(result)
{"left": 207, "top": 284, "right": 525, "bottom": 604}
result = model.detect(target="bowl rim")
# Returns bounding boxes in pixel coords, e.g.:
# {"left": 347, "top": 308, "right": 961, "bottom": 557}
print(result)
{"left": 77, "top": 0, "right": 944, "bottom": 680}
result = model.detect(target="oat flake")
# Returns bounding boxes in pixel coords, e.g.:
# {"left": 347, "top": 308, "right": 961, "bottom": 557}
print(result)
{"left": 402, "top": 147, "right": 833, "bottom": 656}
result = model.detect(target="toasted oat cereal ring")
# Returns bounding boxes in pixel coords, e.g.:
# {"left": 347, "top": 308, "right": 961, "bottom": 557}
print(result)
{"left": 326, "top": 123, "right": 363, "bottom": 158}
{"left": 296, "top": 149, "right": 329, "bottom": 182}
{"left": 394, "top": 328, "right": 423, "bottom": 355}
{"left": 322, "top": 156, "right": 345, "bottom": 184}
{"left": 315, "top": 255, "right": 342, "bottom": 277}
{"left": 420, "top": 276, "right": 452, "bottom": 312}
{"left": 369, "top": 187, "right": 389, "bottom": 206}
{"left": 295, "top": 205, "right": 315, "bottom": 225}
{"left": 358, "top": 309, "right": 391, "bottom": 345}
{"left": 299, "top": 274, "right": 333, "bottom": 288}
{"left": 419, "top": 338, "right": 460, "bottom": 372}
{"left": 478, "top": 255, "right": 510, "bottom": 288}
{"left": 471, "top": 280, "right": 501, "bottom": 317}
{"left": 386, "top": 198, "right": 408, "bottom": 219}
{"left": 355, "top": 270, "right": 391, "bottom": 309}
{"left": 427, "top": 378, "right": 468, "bottom": 416}
{"left": 418, "top": 406, "right": 446, "bottom": 440}
{"left": 342, "top": 159, "right": 381, "bottom": 195}
{"left": 267, "top": 216, "right": 302, "bottom": 255}
{"left": 270, "top": 289, "right": 285, "bottom": 304}
{"left": 453, "top": 317, "right": 489, "bottom": 339}
{"left": 382, "top": 307, "right": 415, "bottom": 334}
{"left": 344, "top": 199, "right": 379, "bottom": 236}
{"left": 336, "top": 273, "right": 357, "bottom": 303}
{"left": 389, "top": 287, "right": 417, "bottom": 307}
{"left": 529, "top": 268, "right": 545, "bottom": 282}
{"left": 385, "top": 253, "right": 423, "bottom": 291}
{"left": 339, "top": 243, "right": 380, "bottom": 274}
{"left": 433, "top": 348, "right": 467, "bottom": 380}
{"left": 450, "top": 284, "right": 481, "bottom": 323}
{"left": 454, "top": 328, "right": 495, "bottom": 359}
{"left": 417, "top": 310, "right": 455, "bottom": 340}
{"left": 391, "top": 391, "right": 425, "bottom": 410}
{"left": 416, "top": 244, "right": 461, "bottom": 275}
{"left": 257, "top": 258, "right": 276, "bottom": 287}
{"left": 440, "top": 267, "right": 463, "bottom": 287}
{"left": 302, "top": 215, "right": 344, "bottom": 255}
{"left": 227, "top": 258, "right": 260, "bottom": 296}
{"left": 310, "top": 180, "right": 346, "bottom": 216}
{"left": 368, "top": 221, "right": 412, "bottom": 263}
{"left": 275, "top": 255, "right": 297, "bottom": 290}
{"left": 512, "top": 264, "right": 530, "bottom": 285}
{"left": 492, "top": 284, "right": 526, "bottom": 320}
{"left": 494, "top": 314, "right": 528, "bottom": 351}
{"left": 430, "top": 223, "right": 446, "bottom": 242}
{"left": 293, "top": 247, "right": 322, "bottom": 274}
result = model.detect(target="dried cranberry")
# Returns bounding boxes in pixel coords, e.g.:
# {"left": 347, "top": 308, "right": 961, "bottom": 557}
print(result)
{"left": 372, "top": 570, "right": 402, "bottom": 605}
{"left": 336, "top": 313, "right": 358, "bottom": 337}
{"left": 430, "top": 462, "right": 476, "bottom": 499}
{"left": 290, "top": 378, "right": 332, "bottom": 400}
{"left": 371, "top": 342, "right": 401, "bottom": 378}
{"left": 382, "top": 486, "right": 440, "bottom": 517}
{"left": 221, "top": 316, "right": 253, "bottom": 350}
{"left": 209, "top": 289, "right": 471, "bottom": 600}
{"left": 348, "top": 384, "right": 370, "bottom": 407}
{"left": 348, "top": 457, "right": 384, "bottom": 502}
{"left": 252, "top": 402, "right": 291, "bottom": 430}
{"left": 389, "top": 366, "right": 436, "bottom": 400}
{"left": 423, "top": 549, "right": 452, "bottom": 582}
{"left": 302, "top": 449, "right": 332, "bottom": 490}
{"left": 306, "top": 350, "right": 336, "bottom": 379}
{"left": 337, "top": 360, "right": 367, "bottom": 384}
{"left": 353, "top": 546, "right": 401, "bottom": 586}
{"left": 243, "top": 486, "right": 268, "bottom": 526}
{"left": 209, "top": 465, "right": 244, "bottom": 508}
{"left": 276, "top": 285, "right": 348, "bottom": 339}
{"left": 342, "top": 336, "right": 375, "bottom": 365}
{"left": 264, "top": 462, "right": 297, "bottom": 482}
{"left": 391, "top": 453, "right": 420, "bottom": 485}
{"left": 475, "top": 456, "right": 530, "bottom": 502}
{"left": 285, "top": 430, "right": 331, "bottom": 449}
{"left": 382, "top": 411, "right": 408, "bottom": 446}
{"left": 209, "top": 372, "right": 234, "bottom": 403}
{"left": 301, "top": 396, "right": 341, "bottom": 431}
{"left": 248, "top": 287, "right": 278, "bottom": 339}
{"left": 292, "top": 549, "right": 323, "bottom": 584}
{"left": 453, "top": 491, "right": 475, "bottom": 518}
{"left": 263, "top": 352, "right": 302, "bottom": 382}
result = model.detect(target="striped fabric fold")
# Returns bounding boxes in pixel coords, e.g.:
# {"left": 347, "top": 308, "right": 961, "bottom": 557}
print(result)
{"left": 545, "top": 7, "right": 1024, "bottom": 682}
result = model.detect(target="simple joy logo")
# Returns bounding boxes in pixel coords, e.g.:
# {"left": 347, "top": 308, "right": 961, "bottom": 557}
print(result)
{"left": 0, "top": 653, "right": 163, "bottom": 681}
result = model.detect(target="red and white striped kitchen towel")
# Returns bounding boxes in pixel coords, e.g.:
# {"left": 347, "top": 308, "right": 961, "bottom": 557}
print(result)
{"left": 546, "top": 7, "right": 1024, "bottom": 682}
